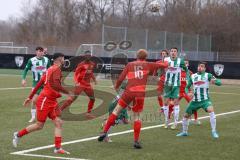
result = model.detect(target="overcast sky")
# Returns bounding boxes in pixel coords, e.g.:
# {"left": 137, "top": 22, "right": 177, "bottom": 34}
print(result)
{"left": 0, "top": 0, "right": 24, "bottom": 21}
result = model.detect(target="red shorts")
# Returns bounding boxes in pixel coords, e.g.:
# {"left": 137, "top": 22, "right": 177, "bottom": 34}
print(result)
{"left": 75, "top": 85, "right": 94, "bottom": 98}
{"left": 36, "top": 96, "right": 58, "bottom": 122}
{"left": 118, "top": 91, "right": 145, "bottom": 113}
{"left": 179, "top": 92, "right": 191, "bottom": 103}
{"left": 157, "top": 79, "right": 164, "bottom": 93}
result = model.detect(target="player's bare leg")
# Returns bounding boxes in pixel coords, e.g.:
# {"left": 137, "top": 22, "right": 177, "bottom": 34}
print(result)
{"left": 133, "top": 112, "right": 142, "bottom": 149}
{"left": 98, "top": 104, "right": 123, "bottom": 142}
{"left": 207, "top": 106, "right": 219, "bottom": 138}
{"left": 29, "top": 94, "right": 38, "bottom": 123}
{"left": 53, "top": 117, "right": 70, "bottom": 154}
{"left": 13, "top": 121, "right": 44, "bottom": 148}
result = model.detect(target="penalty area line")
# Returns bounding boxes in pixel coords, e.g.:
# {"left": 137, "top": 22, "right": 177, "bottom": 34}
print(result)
{"left": 11, "top": 153, "right": 89, "bottom": 160}
{"left": 10, "top": 109, "right": 240, "bottom": 160}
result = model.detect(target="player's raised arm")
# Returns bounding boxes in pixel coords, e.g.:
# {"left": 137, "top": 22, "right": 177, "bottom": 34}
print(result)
{"left": 115, "top": 64, "right": 129, "bottom": 90}
{"left": 180, "top": 58, "right": 188, "bottom": 72}
{"left": 22, "top": 59, "right": 32, "bottom": 86}
{"left": 23, "top": 74, "right": 46, "bottom": 106}
{"left": 51, "top": 68, "right": 69, "bottom": 94}
{"left": 208, "top": 73, "right": 222, "bottom": 86}
{"left": 185, "top": 76, "right": 193, "bottom": 94}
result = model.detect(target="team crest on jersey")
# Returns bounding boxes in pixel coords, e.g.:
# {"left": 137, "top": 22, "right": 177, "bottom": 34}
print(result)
{"left": 214, "top": 64, "right": 224, "bottom": 76}
{"left": 15, "top": 56, "right": 24, "bottom": 67}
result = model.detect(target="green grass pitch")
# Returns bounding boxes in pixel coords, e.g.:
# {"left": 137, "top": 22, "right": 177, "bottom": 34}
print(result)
{"left": 0, "top": 69, "right": 240, "bottom": 160}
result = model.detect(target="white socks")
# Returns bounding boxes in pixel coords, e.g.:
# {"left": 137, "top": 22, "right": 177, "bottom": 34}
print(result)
{"left": 163, "top": 105, "right": 169, "bottom": 125}
{"left": 182, "top": 117, "right": 189, "bottom": 133}
{"left": 174, "top": 105, "right": 180, "bottom": 125}
{"left": 31, "top": 108, "right": 36, "bottom": 119}
{"left": 209, "top": 112, "right": 216, "bottom": 132}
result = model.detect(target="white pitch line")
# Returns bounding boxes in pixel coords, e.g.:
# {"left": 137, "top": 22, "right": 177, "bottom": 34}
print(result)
{"left": 0, "top": 87, "right": 31, "bottom": 91}
{"left": 210, "top": 92, "right": 240, "bottom": 96}
{"left": 11, "top": 109, "right": 240, "bottom": 156}
{"left": 14, "top": 153, "right": 89, "bottom": 160}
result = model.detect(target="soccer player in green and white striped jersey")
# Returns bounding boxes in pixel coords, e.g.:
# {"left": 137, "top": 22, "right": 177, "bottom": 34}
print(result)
{"left": 162, "top": 47, "right": 188, "bottom": 129}
{"left": 21, "top": 47, "right": 51, "bottom": 122}
{"left": 176, "top": 61, "right": 221, "bottom": 139}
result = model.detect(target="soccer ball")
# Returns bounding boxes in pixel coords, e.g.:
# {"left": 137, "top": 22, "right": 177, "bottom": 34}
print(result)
{"left": 149, "top": 3, "right": 160, "bottom": 13}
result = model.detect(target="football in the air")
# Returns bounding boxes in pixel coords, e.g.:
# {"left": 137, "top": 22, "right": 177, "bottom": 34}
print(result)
{"left": 149, "top": 4, "right": 160, "bottom": 12}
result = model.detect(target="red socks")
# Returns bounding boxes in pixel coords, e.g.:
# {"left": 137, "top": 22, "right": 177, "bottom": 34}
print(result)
{"left": 158, "top": 96, "right": 163, "bottom": 107}
{"left": 60, "top": 98, "right": 73, "bottom": 111}
{"left": 168, "top": 104, "right": 174, "bottom": 119}
{"left": 194, "top": 111, "right": 198, "bottom": 120}
{"left": 134, "top": 120, "right": 142, "bottom": 142}
{"left": 87, "top": 99, "right": 95, "bottom": 113}
{"left": 18, "top": 128, "right": 29, "bottom": 137}
{"left": 103, "top": 113, "right": 117, "bottom": 133}
{"left": 55, "top": 137, "right": 62, "bottom": 149}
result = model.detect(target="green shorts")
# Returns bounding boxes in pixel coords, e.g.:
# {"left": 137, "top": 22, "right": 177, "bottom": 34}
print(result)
{"left": 163, "top": 86, "right": 179, "bottom": 99}
{"left": 32, "top": 81, "right": 43, "bottom": 95}
{"left": 185, "top": 99, "right": 213, "bottom": 115}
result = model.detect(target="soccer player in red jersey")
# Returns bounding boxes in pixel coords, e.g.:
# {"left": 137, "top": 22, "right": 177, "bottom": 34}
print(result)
{"left": 97, "top": 49, "right": 168, "bottom": 149}
{"left": 168, "top": 59, "right": 200, "bottom": 128}
{"left": 13, "top": 53, "right": 72, "bottom": 154}
{"left": 57, "top": 51, "right": 97, "bottom": 118}
{"left": 155, "top": 50, "right": 169, "bottom": 110}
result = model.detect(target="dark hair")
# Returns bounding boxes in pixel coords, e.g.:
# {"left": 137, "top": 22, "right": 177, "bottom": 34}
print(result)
{"left": 170, "top": 47, "right": 178, "bottom": 51}
{"left": 36, "top": 46, "right": 44, "bottom": 51}
{"left": 161, "top": 50, "right": 169, "bottom": 55}
{"left": 84, "top": 50, "right": 91, "bottom": 55}
{"left": 198, "top": 61, "right": 207, "bottom": 67}
{"left": 53, "top": 52, "right": 64, "bottom": 60}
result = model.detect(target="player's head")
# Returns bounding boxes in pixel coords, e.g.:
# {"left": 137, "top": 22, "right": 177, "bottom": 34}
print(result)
{"left": 170, "top": 47, "right": 178, "bottom": 60}
{"left": 43, "top": 48, "right": 48, "bottom": 55}
{"left": 35, "top": 46, "right": 44, "bottom": 58}
{"left": 84, "top": 50, "right": 92, "bottom": 62}
{"left": 184, "top": 59, "right": 189, "bottom": 68}
{"left": 53, "top": 52, "right": 65, "bottom": 66}
{"left": 160, "top": 50, "right": 168, "bottom": 58}
{"left": 198, "top": 61, "right": 207, "bottom": 73}
{"left": 137, "top": 49, "right": 148, "bottom": 60}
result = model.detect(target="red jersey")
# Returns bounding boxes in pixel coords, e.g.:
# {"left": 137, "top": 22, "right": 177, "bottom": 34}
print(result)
{"left": 74, "top": 61, "right": 96, "bottom": 87}
{"left": 155, "top": 60, "right": 166, "bottom": 82}
{"left": 180, "top": 70, "right": 193, "bottom": 93}
{"left": 115, "top": 60, "right": 168, "bottom": 92}
{"left": 29, "top": 64, "right": 69, "bottom": 100}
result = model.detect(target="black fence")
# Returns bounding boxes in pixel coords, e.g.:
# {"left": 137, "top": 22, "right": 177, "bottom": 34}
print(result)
{"left": 0, "top": 53, "right": 239, "bottom": 79}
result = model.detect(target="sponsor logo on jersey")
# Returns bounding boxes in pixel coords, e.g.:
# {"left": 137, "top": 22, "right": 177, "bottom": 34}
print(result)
{"left": 35, "top": 66, "right": 46, "bottom": 70}
{"left": 181, "top": 77, "right": 186, "bottom": 81}
{"left": 168, "top": 67, "right": 177, "bottom": 71}
{"left": 214, "top": 64, "right": 224, "bottom": 76}
{"left": 194, "top": 81, "right": 205, "bottom": 86}
{"left": 15, "top": 56, "right": 24, "bottom": 67}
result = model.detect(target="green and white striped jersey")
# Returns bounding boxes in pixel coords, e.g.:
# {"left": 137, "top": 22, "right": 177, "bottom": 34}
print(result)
{"left": 188, "top": 72, "right": 213, "bottom": 102}
{"left": 22, "top": 56, "right": 51, "bottom": 83}
{"left": 164, "top": 57, "right": 187, "bottom": 86}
